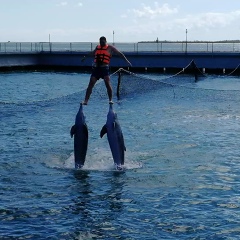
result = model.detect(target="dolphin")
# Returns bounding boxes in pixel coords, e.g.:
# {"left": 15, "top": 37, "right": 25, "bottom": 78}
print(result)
{"left": 100, "top": 103, "right": 126, "bottom": 170}
{"left": 70, "top": 103, "right": 88, "bottom": 169}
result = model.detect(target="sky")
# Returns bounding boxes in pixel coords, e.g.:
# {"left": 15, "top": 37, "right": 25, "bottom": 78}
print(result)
{"left": 0, "top": 0, "right": 240, "bottom": 43}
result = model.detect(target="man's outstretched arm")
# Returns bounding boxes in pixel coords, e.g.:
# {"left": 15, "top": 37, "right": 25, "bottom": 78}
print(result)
{"left": 81, "top": 49, "right": 97, "bottom": 62}
{"left": 111, "top": 46, "right": 132, "bottom": 66}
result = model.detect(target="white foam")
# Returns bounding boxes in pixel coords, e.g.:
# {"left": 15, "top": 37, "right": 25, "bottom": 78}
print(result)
{"left": 62, "top": 148, "right": 143, "bottom": 171}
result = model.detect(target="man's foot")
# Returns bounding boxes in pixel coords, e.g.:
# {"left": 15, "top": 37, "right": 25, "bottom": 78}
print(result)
{"left": 81, "top": 101, "right": 88, "bottom": 105}
{"left": 109, "top": 100, "right": 114, "bottom": 105}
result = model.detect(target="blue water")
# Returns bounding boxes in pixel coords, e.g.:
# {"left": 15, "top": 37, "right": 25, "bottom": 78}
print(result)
{"left": 1, "top": 70, "right": 240, "bottom": 239}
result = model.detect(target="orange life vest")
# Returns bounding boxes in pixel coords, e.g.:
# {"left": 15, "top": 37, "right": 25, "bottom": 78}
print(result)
{"left": 94, "top": 45, "right": 111, "bottom": 65}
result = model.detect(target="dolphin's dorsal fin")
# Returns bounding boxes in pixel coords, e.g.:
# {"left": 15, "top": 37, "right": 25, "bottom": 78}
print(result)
{"left": 100, "top": 125, "right": 107, "bottom": 138}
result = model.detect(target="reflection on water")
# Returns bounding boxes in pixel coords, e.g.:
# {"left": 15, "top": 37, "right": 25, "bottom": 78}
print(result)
{"left": 70, "top": 170, "right": 126, "bottom": 238}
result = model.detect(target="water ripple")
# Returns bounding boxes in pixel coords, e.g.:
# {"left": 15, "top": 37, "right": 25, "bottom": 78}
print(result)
{"left": 1, "top": 72, "right": 240, "bottom": 239}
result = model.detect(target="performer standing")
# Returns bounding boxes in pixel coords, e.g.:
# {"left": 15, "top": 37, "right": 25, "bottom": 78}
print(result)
{"left": 81, "top": 36, "right": 132, "bottom": 105}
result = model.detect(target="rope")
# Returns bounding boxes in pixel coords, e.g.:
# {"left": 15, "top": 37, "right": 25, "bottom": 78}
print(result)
{"left": 225, "top": 63, "right": 240, "bottom": 76}
{"left": 114, "top": 59, "right": 198, "bottom": 87}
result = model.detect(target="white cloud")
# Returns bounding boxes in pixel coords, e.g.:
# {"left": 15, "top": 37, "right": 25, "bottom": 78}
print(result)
{"left": 120, "top": 3, "right": 240, "bottom": 41}
{"left": 174, "top": 10, "right": 240, "bottom": 31}
{"left": 77, "top": 2, "right": 83, "bottom": 7}
{"left": 126, "top": 2, "right": 240, "bottom": 31}
{"left": 131, "top": 2, "right": 178, "bottom": 19}
{"left": 57, "top": 2, "right": 68, "bottom": 7}
{"left": 121, "top": 14, "right": 127, "bottom": 18}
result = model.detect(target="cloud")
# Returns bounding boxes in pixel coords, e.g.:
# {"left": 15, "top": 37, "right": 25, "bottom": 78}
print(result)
{"left": 121, "top": 14, "right": 127, "bottom": 18}
{"left": 56, "top": 2, "right": 68, "bottom": 7}
{"left": 120, "top": 3, "right": 240, "bottom": 41}
{"left": 56, "top": 1, "right": 83, "bottom": 8}
{"left": 130, "top": 2, "right": 178, "bottom": 19}
{"left": 125, "top": 2, "right": 240, "bottom": 31}
{"left": 174, "top": 10, "right": 240, "bottom": 30}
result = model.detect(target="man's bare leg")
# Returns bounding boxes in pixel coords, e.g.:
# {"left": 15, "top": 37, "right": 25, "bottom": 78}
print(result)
{"left": 104, "top": 76, "right": 113, "bottom": 104}
{"left": 82, "top": 76, "right": 97, "bottom": 105}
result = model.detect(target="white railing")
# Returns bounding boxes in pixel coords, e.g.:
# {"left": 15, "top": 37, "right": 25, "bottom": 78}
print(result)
{"left": 0, "top": 41, "right": 240, "bottom": 53}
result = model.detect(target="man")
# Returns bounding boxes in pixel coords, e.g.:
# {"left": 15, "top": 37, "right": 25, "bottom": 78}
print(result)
{"left": 81, "top": 36, "right": 132, "bottom": 105}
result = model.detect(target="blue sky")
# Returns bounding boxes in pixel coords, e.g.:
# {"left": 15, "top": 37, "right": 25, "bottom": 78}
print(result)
{"left": 0, "top": 0, "right": 240, "bottom": 42}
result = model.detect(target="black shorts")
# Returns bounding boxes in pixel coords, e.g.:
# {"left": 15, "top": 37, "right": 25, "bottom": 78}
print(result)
{"left": 91, "top": 66, "right": 109, "bottom": 80}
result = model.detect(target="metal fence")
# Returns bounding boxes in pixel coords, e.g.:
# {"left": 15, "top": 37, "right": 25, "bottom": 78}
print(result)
{"left": 0, "top": 41, "right": 240, "bottom": 53}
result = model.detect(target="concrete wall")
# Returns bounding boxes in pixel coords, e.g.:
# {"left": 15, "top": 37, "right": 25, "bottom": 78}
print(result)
{"left": 0, "top": 53, "right": 38, "bottom": 67}
{"left": 1, "top": 51, "right": 240, "bottom": 71}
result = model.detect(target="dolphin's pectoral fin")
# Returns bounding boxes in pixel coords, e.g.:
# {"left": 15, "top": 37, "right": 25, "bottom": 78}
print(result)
{"left": 70, "top": 125, "right": 76, "bottom": 138}
{"left": 100, "top": 125, "right": 107, "bottom": 138}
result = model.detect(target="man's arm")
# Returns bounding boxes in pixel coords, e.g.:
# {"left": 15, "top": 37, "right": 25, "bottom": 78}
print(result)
{"left": 111, "top": 46, "right": 132, "bottom": 66}
{"left": 81, "top": 48, "right": 97, "bottom": 62}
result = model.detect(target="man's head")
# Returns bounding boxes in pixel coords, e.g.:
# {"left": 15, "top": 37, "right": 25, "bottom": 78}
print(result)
{"left": 99, "top": 36, "right": 107, "bottom": 47}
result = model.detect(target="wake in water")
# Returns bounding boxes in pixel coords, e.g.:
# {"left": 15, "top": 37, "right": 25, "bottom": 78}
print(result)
{"left": 45, "top": 149, "right": 143, "bottom": 171}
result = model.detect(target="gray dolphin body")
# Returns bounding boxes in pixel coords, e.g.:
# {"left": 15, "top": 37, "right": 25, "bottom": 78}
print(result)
{"left": 70, "top": 104, "right": 88, "bottom": 169}
{"left": 100, "top": 104, "right": 126, "bottom": 170}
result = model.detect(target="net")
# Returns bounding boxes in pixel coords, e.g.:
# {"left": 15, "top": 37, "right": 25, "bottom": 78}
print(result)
{"left": 94, "top": 60, "right": 240, "bottom": 104}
